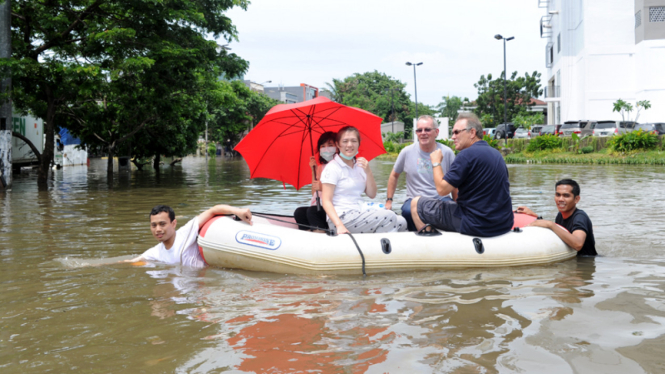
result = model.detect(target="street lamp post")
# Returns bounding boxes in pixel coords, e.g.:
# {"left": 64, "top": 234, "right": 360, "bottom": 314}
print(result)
{"left": 406, "top": 62, "right": 423, "bottom": 122}
{"left": 384, "top": 88, "right": 397, "bottom": 133}
{"left": 494, "top": 34, "right": 514, "bottom": 126}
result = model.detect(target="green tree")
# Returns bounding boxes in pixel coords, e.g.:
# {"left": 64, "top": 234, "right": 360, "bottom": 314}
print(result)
{"left": 473, "top": 71, "right": 542, "bottom": 124}
{"left": 612, "top": 99, "right": 651, "bottom": 122}
{"left": 512, "top": 113, "right": 544, "bottom": 129}
{"left": 207, "top": 80, "right": 279, "bottom": 146}
{"left": 480, "top": 114, "right": 495, "bottom": 128}
{"left": 436, "top": 95, "right": 469, "bottom": 123}
{"left": 326, "top": 71, "right": 415, "bottom": 129}
{"left": 2, "top": 0, "right": 249, "bottom": 183}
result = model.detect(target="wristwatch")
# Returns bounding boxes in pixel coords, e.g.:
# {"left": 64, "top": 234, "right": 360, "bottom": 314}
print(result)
{"left": 431, "top": 162, "right": 441, "bottom": 167}
{"left": 386, "top": 198, "right": 393, "bottom": 201}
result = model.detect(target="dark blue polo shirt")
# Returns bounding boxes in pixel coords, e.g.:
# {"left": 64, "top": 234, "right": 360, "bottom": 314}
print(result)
{"left": 444, "top": 141, "right": 513, "bottom": 237}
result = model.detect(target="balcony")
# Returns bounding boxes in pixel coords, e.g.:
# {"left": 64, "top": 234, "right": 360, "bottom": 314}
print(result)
{"left": 544, "top": 86, "right": 560, "bottom": 98}
{"left": 540, "top": 15, "right": 553, "bottom": 38}
{"left": 538, "top": 0, "right": 549, "bottom": 8}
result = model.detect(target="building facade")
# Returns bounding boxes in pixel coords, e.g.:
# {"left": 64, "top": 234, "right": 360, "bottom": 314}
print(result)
{"left": 540, "top": 0, "right": 665, "bottom": 124}
{"left": 263, "top": 84, "right": 319, "bottom": 104}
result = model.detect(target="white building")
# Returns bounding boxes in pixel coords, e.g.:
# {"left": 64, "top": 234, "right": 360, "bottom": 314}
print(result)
{"left": 540, "top": 0, "right": 665, "bottom": 124}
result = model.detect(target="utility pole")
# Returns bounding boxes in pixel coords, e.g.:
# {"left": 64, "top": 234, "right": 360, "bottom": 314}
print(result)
{"left": 0, "top": 0, "right": 12, "bottom": 189}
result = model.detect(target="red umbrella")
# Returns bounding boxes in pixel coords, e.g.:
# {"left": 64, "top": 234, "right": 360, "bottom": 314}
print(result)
{"left": 235, "top": 96, "right": 386, "bottom": 190}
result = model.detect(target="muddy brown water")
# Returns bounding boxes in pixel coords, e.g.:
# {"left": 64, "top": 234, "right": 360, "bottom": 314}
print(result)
{"left": 1, "top": 157, "right": 664, "bottom": 373}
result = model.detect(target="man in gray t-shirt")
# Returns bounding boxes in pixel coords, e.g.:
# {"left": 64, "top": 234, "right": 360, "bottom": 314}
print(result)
{"left": 386, "top": 115, "right": 456, "bottom": 231}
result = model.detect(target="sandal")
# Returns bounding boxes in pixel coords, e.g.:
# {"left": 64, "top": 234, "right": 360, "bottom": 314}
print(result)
{"left": 416, "top": 224, "right": 441, "bottom": 236}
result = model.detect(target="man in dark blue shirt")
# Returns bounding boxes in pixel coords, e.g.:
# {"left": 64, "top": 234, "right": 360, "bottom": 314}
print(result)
{"left": 410, "top": 112, "right": 514, "bottom": 237}
{"left": 517, "top": 179, "right": 597, "bottom": 256}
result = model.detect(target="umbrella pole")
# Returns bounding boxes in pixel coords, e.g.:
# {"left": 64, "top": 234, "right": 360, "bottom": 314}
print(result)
{"left": 308, "top": 122, "right": 322, "bottom": 212}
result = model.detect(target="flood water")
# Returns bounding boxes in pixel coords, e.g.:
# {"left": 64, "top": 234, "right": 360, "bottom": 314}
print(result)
{"left": 2, "top": 156, "right": 665, "bottom": 373}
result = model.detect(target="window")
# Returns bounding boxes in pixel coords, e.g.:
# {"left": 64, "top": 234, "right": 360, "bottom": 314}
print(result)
{"left": 636, "top": 10, "right": 642, "bottom": 28}
{"left": 650, "top": 6, "right": 665, "bottom": 22}
{"left": 557, "top": 33, "right": 561, "bottom": 53}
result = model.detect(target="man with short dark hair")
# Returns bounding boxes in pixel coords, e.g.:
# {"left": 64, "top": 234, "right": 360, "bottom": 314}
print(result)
{"left": 516, "top": 179, "right": 597, "bottom": 256}
{"left": 411, "top": 112, "right": 514, "bottom": 237}
{"left": 386, "top": 115, "right": 456, "bottom": 231}
{"left": 126, "top": 204, "right": 252, "bottom": 267}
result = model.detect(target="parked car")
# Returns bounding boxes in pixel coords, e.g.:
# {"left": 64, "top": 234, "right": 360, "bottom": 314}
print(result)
{"left": 531, "top": 125, "right": 543, "bottom": 135}
{"left": 538, "top": 124, "right": 563, "bottom": 136}
{"left": 633, "top": 123, "right": 665, "bottom": 135}
{"left": 560, "top": 120, "right": 595, "bottom": 137}
{"left": 494, "top": 123, "right": 517, "bottom": 139}
{"left": 514, "top": 127, "right": 530, "bottom": 139}
{"left": 592, "top": 120, "right": 635, "bottom": 137}
{"left": 483, "top": 128, "right": 496, "bottom": 138}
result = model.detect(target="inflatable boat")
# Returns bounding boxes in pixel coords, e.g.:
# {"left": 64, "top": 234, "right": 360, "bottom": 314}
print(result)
{"left": 197, "top": 212, "right": 577, "bottom": 275}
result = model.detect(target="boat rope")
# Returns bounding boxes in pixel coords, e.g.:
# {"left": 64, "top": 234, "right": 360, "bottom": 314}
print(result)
{"left": 345, "top": 232, "right": 366, "bottom": 277}
{"left": 250, "top": 212, "right": 334, "bottom": 234}
{"left": 247, "top": 212, "right": 367, "bottom": 277}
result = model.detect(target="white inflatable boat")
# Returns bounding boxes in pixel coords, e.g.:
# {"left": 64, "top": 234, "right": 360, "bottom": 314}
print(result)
{"left": 197, "top": 213, "right": 577, "bottom": 275}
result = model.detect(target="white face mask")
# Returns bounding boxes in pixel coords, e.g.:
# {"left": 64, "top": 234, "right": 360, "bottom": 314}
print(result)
{"left": 319, "top": 146, "right": 337, "bottom": 161}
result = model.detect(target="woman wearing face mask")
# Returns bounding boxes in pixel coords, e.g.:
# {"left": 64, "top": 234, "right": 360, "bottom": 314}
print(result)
{"left": 293, "top": 131, "right": 338, "bottom": 232}
{"left": 321, "top": 126, "right": 407, "bottom": 235}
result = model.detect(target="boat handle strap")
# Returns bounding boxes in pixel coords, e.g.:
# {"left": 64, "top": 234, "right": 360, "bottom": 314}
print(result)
{"left": 345, "top": 232, "right": 366, "bottom": 277}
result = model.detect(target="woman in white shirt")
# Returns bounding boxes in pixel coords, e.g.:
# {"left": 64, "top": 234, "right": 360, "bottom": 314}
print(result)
{"left": 321, "top": 126, "right": 407, "bottom": 235}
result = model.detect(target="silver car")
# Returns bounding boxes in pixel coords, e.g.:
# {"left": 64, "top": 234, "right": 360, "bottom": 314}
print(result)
{"left": 514, "top": 127, "right": 530, "bottom": 139}
{"left": 593, "top": 121, "right": 636, "bottom": 137}
{"left": 561, "top": 120, "right": 595, "bottom": 137}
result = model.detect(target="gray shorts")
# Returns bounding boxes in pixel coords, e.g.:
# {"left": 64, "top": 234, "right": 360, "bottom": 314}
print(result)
{"left": 416, "top": 197, "right": 461, "bottom": 232}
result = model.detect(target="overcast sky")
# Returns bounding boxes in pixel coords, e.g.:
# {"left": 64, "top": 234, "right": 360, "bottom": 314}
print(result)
{"left": 222, "top": 0, "right": 549, "bottom": 107}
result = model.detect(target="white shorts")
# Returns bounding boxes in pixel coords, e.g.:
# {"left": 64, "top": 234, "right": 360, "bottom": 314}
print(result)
{"left": 330, "top": 209, "right": 407, "bottom": 234}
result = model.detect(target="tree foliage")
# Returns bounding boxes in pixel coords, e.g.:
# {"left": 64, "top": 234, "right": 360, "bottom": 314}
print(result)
{"left": 473, "top": 71, "right": 542, "bottom": 124}
{"left": 326, "top": 71, "right": 416, "bottom": 127}
{"left": 3, "top": 0, "right": 249, "bottom": 182}
{"left": 207, "top": 80, "right": 280, "bottom": 146}
{"left": 612, "top": 99, "right": 651, "bottom": 122}
{"left": 512, "top": 113, "right": 544, "bottom": 129}
{"left": 436, "top": 95, "right": 469, "bottom": 123}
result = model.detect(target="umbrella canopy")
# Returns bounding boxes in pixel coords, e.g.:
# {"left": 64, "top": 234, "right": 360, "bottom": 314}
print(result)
{"left": 235, "top": 96, "right": 386, "bottom": 190}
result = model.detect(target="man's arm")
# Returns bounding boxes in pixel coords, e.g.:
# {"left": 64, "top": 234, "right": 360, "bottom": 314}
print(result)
{"left": 430, "top": 149, "right": 456, "bottom": 197}
{"left": 385, "top": 170, "right": 401, "bottom": 210}
{"left": 529, "top": 220, "right": 587, "bottom": 251}
{"left": 198, "top": 204, "right": 253, "bottom": 227}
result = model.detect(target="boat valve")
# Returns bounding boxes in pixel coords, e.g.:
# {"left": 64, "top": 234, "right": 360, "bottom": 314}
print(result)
{"left": 380, "top": 238, "right": 392, "bottom": 254}
{"left": 473, "top": 238, "right": 485, "bottom": 254}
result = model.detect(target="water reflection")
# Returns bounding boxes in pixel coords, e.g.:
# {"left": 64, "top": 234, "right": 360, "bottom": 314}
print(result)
{"left": 2, "top": 157, "right": 665, "bottom": 373}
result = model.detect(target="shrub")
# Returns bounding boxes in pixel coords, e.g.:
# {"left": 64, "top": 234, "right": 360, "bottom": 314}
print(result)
{"left": 383, "top": 132, "right": 404, "bottom": 143}
{"left": 482, "top": 135, "right": 500, "bottom": 150}
{"left": 436, "top": 139, "right": 456, "bottom": 152}
{"left": 581, "top": 146, "right": 594, "bottom": 154}
{"left": 607, "top": 129, "right": 658, "bottom": 153}
{"left": 526, "top": 134, "right": 563, "bottom": 152}
{"left": 207, "top": 143, "right": 216, "bottom": 157}
{"left": 383, "top": 141, "right": 396, "bottom": 153}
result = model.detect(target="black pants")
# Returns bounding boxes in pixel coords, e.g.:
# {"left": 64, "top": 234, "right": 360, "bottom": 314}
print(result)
{"left": 294, "top": 205, "right": 328, "bottom": 231}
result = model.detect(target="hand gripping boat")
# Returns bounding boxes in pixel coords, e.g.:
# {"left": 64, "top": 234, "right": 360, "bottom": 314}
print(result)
{"left": 197, "top": 213, "right": 577, "bottom": 275}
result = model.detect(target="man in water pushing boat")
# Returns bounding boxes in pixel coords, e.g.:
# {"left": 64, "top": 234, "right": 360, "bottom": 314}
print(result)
{"left": 516, "top": 179, "right": 597, "bottom": 256}
{"left": 125, "top": 204, "right": 253, "bottom": 267}
{"left": 410, "top": 112, "right": 514, "bottom": 237}
{"left": 386, "top": 115, "right": 457, "bottom": 231}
